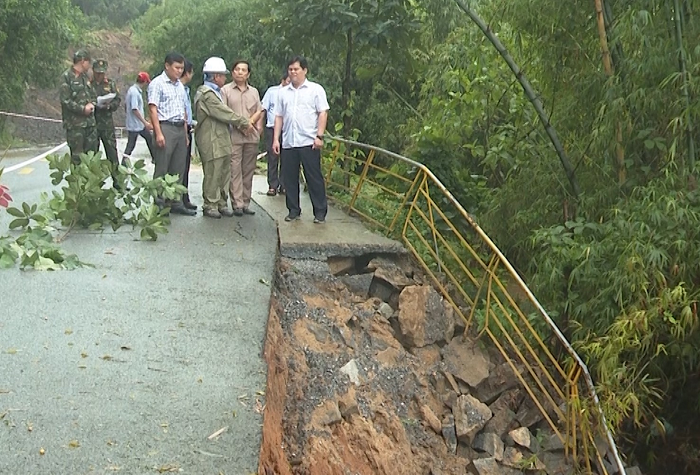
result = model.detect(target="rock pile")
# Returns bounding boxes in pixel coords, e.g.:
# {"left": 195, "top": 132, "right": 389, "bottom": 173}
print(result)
{"left": 266, "top": 255, "right": 642, "bottom": 475}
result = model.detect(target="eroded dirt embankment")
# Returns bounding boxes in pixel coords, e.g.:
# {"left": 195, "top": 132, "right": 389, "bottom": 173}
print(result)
{"left": 258, "top": 255, "right": 470, "bottom": 475}
{"left": 257, "top": 252, "right": 591, "bottom": 475}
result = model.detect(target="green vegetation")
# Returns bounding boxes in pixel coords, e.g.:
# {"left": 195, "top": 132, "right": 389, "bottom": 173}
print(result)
{"left": 0, "top": 0, "right": 80, "bottom": 112}
{"left": 71, "top": 0, "right": 160, "bottom": 28}
{"left": 0, "top": 152, "right": 185, "bottom": 269}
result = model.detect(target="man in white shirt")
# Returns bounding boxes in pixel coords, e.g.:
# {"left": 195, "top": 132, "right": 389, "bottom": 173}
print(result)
{"left": 273, "top": 56, "right": 329, "bottom": 224}
{"left": 148, "top": 51, "right": 196, "bottom": 216}
{"left": 123, "top": 71, "right": 154, "bottom": 163}
{"left": 261, "top": 72, "right": 290, "bottom": 196}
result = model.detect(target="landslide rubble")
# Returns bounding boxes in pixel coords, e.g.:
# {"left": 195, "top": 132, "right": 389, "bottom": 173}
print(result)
{"left": 258, "top": 254, "right": 630, "bottom": 475}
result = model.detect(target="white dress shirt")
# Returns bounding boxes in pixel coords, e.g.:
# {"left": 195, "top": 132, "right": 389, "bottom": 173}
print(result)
{"left": 275, "top": 79, "right": 329, "bottom": 149}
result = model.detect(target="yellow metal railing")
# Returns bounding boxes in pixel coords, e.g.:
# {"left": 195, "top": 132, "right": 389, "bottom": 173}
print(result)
{"left": 323, "top": 136, "right": 626, "bottom": 474}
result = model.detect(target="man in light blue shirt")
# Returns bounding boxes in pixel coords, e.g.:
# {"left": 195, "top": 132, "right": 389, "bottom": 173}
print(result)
{"left": 147, "top": 51, "right": 196, "bottom": 216}
{"left": 261, "top": 72, "right": 289, "bottom": 196}
{"left": 273, "top": 56, "right": 330, "bottom": 224}
{"left": 123, "top": 72, "right": 154, "bottom": 163}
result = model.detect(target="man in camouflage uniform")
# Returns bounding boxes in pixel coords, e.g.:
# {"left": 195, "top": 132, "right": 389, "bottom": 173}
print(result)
{"left": 60, "top": 50, "right": 98, "bottom": 164}
{"left": 91, "top": 59, "right": 121, "bottom": 169}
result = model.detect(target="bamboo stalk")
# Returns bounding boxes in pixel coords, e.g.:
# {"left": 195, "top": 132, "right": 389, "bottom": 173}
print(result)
{"left": 452, "top": 0, "right": 581, "bottom": 199}
{"left": 674, "top": 0, "right": 696, "bottom": 170}
{"left": 595, "top": 0, "right": 626, "bottom": 183}
{"left": 594, "top": 0, "right": 613, "bottom": 74}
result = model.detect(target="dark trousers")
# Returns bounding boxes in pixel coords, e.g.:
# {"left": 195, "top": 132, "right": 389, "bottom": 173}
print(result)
{"left": 265, "top": 127, "right": 282, "bottom": 190}
{"left": 124, "top": 129, "right": 154, "bottom": 161}
{"left": 153, "top": 123, "right": 187, "bottom": 184}
{"left": 281, "top": 145, "right": 327, "bottom": 219}
{"left": 65, "top": 126, "right": 98, "bottom": 164}
{"left": 183, "top": 128, "right": 192, "bottom": 202}
{"left": 97, "top": 125, "right": 119, "bottom": 167}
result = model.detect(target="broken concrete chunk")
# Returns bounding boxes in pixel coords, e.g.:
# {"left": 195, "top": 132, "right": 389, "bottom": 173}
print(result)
{"left": 453, "top": 394, "right": 492, "bottom": 444}
{"left": 483, "top": 389, "right": 521, "bottom": 438}
{"left": 441, "top": 414, "right": 458, "bottom": 455}
{"left": 340, "top": 273, "right": 374, "bottom": 297}
{"left": 473, "top": 362, "right": 519, "bottom": 404}
{"left": 472, "top": 457, "right": 522, "bottom": 475}
{"left": 541, "top": 451, "right": 574, "bottom": 475}
{"left": 507, "top": 427, "right": 533, "bottom": 451}
{"left": 539, "top": 429, "right": 565, "bottom": 452}
{"left": 337, "top": 391, "right": 360, "bottom": 419}
{"left": 501, "top": 447, "right": 524, "bottom": 468}
{"left": 328, "top": 256, "right": 356, "bottom": 276}
{"left": 515, "top": 398, "right": 544, "bottom": 428}
{"left": 369, "top": 258, "right": 414, "bottom": 289}
{"left": 483, "top": 408, "right": 517, "bottom": 439}
{"left": 472, "top": 432, "right": 504, "bottom": 461}
{"left": 420, "top": 404, "right": 443, "bottom": 435}
{"left": 369, "top": 275, "right": 398, "bottom": 305}
{"left": 312, "top": 400, "right": 342, "bottom": 426}
{"left": 442, "top": 336, "right": 491, "bottom": 387}
{"left": 340, "top": 359, "right": 362, "bottom": 386}
{"left": 377, "top": 302, "right": 394, "bottom": 320}
{"left": 398, "top": 285, "right": 455, "bottom": 348}
{"left": 332, "top": 324, "right": 355, "bottom": 349}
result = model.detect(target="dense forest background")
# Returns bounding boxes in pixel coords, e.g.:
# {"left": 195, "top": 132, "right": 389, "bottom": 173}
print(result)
{"left": 2, "top": 0, "right": 700, "bottom": 471}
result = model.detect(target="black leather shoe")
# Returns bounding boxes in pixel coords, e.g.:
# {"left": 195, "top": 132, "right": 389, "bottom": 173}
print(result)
{"left": 171, "top": 205, "right": 197, "bottom": 216}
{"left": 183, "top": 201, "right": 198, "bottom": 210}
{"left": 219, "top": 208, "right": 235, "bottom": 217}
{"left": 233, "top": 208, "right": 244, "bottom": 217}
{"left": 242, "top": 208, "right": 255, "bottom": 215}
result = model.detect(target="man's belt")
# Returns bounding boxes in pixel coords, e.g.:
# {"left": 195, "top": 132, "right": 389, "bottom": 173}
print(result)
{"left": 162, "top": 120, "right": 185, "bottom": 127}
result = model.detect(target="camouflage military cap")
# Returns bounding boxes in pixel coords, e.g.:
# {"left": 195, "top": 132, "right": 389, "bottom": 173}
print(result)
{"left": 73, "top": 50, "right": 91, "bottom": 61}
{"left": 92, "top": 59, "right": 108, "bottom": 73}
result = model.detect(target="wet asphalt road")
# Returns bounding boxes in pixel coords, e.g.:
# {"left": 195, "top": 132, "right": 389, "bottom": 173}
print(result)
{"left": 0, "top": 141, "right": 276, "bottom": 474}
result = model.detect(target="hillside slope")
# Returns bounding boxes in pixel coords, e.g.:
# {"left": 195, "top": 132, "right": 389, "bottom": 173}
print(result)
{"left": 14, "top": 29, "right": 146, "bottom": 145}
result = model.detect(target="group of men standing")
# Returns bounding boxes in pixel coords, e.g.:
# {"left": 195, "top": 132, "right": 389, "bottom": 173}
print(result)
{"left": 60, "top": 49, "right": 330, "bottom": 224}
{"left": 59, "top": 50, "right": 121, "bottom": 169}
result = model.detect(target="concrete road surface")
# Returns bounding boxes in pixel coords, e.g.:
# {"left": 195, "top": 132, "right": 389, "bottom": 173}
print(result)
{"left": 0, "top": 140, "right": 276, "bottom": 474}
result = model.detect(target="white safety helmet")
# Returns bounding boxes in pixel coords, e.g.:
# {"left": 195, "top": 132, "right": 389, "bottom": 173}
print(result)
{"left": 202, "top": 57, "right": 228, "bottom": 74}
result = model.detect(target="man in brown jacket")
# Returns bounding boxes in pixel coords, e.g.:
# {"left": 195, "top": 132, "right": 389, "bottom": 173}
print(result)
{"left": 221, "top": 59, "right": 263, "bottom": 216}
{"left": 194, "top": 57, "right": 257, "bottom": 219}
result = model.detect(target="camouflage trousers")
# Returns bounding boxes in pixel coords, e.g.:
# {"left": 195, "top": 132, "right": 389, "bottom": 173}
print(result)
{"left": 65, "top": 126, "right": 98, "bottom": 164}
{"left": 97, "top": 125, "right": 119, "bottom": 167}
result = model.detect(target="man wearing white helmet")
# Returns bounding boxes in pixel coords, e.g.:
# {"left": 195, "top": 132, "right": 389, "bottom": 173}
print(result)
{"left": 194, "top": 57, "right": 258, "bottom": 219}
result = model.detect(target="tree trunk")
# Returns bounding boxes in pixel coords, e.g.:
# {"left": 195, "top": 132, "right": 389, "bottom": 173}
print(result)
{"left": 674, "top": 0, "right": 696, "bottom": 170}
{"left": 342, "top": 27, "right": 353, "bottom": 187}
{"left": 595, "top": 0, "right": 626, "bottom": 184}
{"left": 452, "top": 0, "right": 581, "bottom": 199}
{"left": 342, "top": 28, "right": 353, "bottom": 138}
